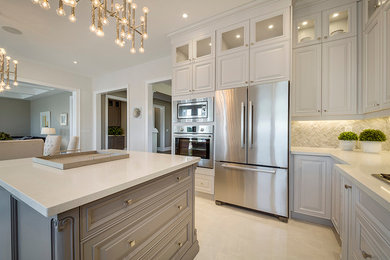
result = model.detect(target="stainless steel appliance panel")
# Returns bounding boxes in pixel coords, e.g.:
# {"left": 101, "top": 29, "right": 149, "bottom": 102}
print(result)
{"left": 248, "top": 82, "right": 289, "bottom": 168}
{"left": 172, "top": 97, "right": 214, "bottom": 123}
{"left": 215, "top": 87, "right": 247, "bottom": 164}
{"left": 215, "top": 161, "right": 288, "bottom": 217}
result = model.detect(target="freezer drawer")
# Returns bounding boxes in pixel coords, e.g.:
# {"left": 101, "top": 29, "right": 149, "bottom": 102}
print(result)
{"left": 215, "top": 162, "right": 288, "bottom": 217}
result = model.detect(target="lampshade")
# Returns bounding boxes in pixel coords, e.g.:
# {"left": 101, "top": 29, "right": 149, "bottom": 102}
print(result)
{"left": 41, "top": 127, "right": 56, "bottom": 135}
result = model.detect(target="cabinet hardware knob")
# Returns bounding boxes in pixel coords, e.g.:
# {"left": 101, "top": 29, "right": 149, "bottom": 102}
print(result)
{"left": 250, "top": 81, "right": 254, "bottom": 83}
{"left": 245, "top": 81, "right": 248, "bottom": 84}
{"left": 376, "top": 104, "right": 380, "bottom": 106}
{"left": 317, "top": 37, "right": 321, "bottom": 40}
{"left": 245, "top": 44, "right": 249, "bottom": 47}
{"left": 178, "top": 242, "right": 183, "bottom": 247}
{"left": 251, "top": 43, "right": 254, "bottom": 46}
{"left": 317, "top": 110, "right": 321, "bottom": 112}
{"left": 324, "top": 110, "right": 327, "bottom": 112}
{"left": 361, "top": 251, "right": 372, "bottom": 259}
{"left": 344, "top": 184, "right": 352, "bottom": 189}
{"left": 178, "top": 205, "right": 183, "bottom": 210}
{"left": 129, "top": 240, "right": 136, "bottom": 247}
{"left": 177, "top": 176, "right": 182, "bottom": 181}
{"left": 324, "top": 36, "right": 328, "bottom": 39}
{"left": 124, "top": 199, "right": 133, "bottom": 206}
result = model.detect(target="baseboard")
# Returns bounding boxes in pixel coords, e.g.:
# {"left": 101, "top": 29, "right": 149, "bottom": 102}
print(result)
{"left": 182, "top": 240, "right": 199, "bottom": 260}
{"left": 291, "top": 211, "right": 333, "bottom": 227}
{"left": 195, "top": 191, "right": 215, "bottom": 200}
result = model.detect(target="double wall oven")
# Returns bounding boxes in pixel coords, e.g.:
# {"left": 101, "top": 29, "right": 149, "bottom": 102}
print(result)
{"left": 173, "top": 97, "right": 213, "bottom": 123}
{"left": 173, "top": 125, "right": 214, "bottom": 169}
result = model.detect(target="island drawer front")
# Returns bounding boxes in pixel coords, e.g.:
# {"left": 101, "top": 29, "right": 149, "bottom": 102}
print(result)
{"left": 81, "top": 184, "right": 192, "bottom": 260}
{"left": 80, "top": 167, "right": 191, "bottom": 239}
{"left": 352, "top": 207, "right": 390, "bottom": 260}
{"left": 355, "top": 188, "right": 390, "bottom": 243}
{"left": 132, "top": 215, "right": 193, "bottom": 260}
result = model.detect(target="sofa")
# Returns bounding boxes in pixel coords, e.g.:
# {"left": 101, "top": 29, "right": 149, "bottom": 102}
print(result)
{"left": 0, "top": 139, "right": 44, "bottom": 161}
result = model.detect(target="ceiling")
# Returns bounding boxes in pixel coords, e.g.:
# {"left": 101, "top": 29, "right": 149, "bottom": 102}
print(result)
{"left": 0, "top": 81, "right": 70, "bottom": 100}
{"left": 0, "top": 0, "right": 254, "bottom": 78}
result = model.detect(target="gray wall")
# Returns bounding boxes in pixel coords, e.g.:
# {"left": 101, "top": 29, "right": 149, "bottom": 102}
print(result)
{"left": 153, "top": 97, "right": 172, "bottom": 148}
{"left": 0, "top": 97, "right": 31, "bottom": 136}
{"left": 30, "top": 92, "right": 72, "bottom": 150}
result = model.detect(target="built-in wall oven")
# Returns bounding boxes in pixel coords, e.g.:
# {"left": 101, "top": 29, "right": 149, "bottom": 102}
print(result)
{"left": 173, "top": 97, "right": 213, "bottom": 123}
{"left": 173, "top": 125, "right": 214, "bottom": 169}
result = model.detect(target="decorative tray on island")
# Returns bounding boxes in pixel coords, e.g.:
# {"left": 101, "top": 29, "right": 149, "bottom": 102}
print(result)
{"left": 33, "top": 150, "right": 129, "bottom": 170}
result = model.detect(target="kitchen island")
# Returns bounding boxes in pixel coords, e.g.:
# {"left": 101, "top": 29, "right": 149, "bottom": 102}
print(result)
{"left": 0, "top": 151, "right": 200, "bottom": 260}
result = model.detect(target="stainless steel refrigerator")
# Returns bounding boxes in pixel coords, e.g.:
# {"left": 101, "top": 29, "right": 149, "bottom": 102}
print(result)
{"left": 215, "top": 81, "right": 289, "bottom": 220}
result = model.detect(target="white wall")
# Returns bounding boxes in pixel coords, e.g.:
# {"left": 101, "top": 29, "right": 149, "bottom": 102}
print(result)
{"left": 18, "top": 58, "right": 93, "bottom": 150}
{"left": 92, "top": 56, "right": 171, "bottom": 151}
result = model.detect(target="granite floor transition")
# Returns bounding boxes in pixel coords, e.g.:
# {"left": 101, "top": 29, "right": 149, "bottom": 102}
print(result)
{"left": 194, "top": 196, "right": 340, "bottom": 260}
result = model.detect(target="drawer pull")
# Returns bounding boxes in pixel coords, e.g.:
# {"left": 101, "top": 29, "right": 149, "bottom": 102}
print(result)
{"left": 124, "top": 199, "right": 133, "bottom": 206}
{"left": 178, "top": 205, "right": 183, "bottom": 210}
{"left": 362, "top": 251, "right": 372, "bottom": 259}
{"left": 129, "top": 240, "right": 136, "bottom": 247}
{"left": 177, "top": 176, "right": 182, "bottom": 182}
{"left": 344, "top": 184, "right": 352, "bottom": 189}
{"left": 178, "top": 242, "right": 183, "bottom": 247}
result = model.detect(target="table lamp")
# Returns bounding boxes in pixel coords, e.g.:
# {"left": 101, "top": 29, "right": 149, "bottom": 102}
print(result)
{"left": 41, "top": 127, "right": 56, "bottom": 136}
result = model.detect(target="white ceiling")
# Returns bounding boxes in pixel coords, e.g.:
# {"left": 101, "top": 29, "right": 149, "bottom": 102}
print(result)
{"left": 0, "top": 0, "right": 254, "bottom": 78}
{"left": 0, "top": 81, "right": 68, "bottom": 100}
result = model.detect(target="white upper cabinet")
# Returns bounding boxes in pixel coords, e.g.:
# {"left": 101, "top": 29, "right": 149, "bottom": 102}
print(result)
{"left": 294, "top": 13, "right": 322, "bottom": 48}
{"left": 172, "top": 65, "right": 192, "bottom": 96}
{"left": 292, "top": 45, "right": 322, "bottom": 117}
{"left": 250, "top": 41, "right": 289, "bottom": 85}
{"left": 382, "top": 1, "right": 390, "bottom": 109}
{"left": 363, "top": 16, "right": 382, "bottom": 113}
{"left": 322, "top": 37, "right": 357, "bottom": 115}
{"left": 216, "top": 51, "right": 249, "bottom": 90}
{"left": 363, "top": 0, "right": 385, "bottom": 27}
{"left": 193, "top": 59, "right": 214, "bottom": 93}
{"left": 250, "top": 9, "right": 290, "bottom": 47}
{"left": 193, "top": 35, "right": 214, "bottom": 62}
{"left": 322, "top": 3, "right": 357, "bottom": 42}
{"left": 217, "top": 21, "right": 250, "bottom": 56}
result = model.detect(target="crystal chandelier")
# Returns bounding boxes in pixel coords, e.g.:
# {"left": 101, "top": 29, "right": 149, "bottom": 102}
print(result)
{"left": 0, "top": 48, "right": 18, "bottom": 92}
{"left": 32, "top": 0, "right": 149, "bottom": 54}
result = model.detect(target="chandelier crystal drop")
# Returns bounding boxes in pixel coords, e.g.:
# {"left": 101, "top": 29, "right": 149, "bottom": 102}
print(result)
{"left": 32, "top": 0, "right": 150, "bottom": 54}
{"left": 0, "top": 48, "right": 19, "bottom": 93}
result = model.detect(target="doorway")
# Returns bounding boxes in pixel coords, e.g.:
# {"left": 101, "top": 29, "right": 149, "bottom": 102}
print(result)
{"left": 151, "top": 80, "right": 172, "bottom": 153}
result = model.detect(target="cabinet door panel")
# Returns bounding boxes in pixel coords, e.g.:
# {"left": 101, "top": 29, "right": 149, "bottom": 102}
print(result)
{"left": 293, "top": 156, "right": 331, "bottom": 219}
{"left": 322, "top": 37, "right": 357, "bottom": 115}
{"left": 216, "top": 51, "right": 249, "bottom": 90}
{"left": 363, "top": 17, "right": 381, "bottom": 113}
{"left": 193, "top": 60, "right": 214, "bottom": 93}
{"left": 173, "top": 41, "right": 192, "bottom": 67}
{"left": 331, "top": 167, "right": 342, "bottom": 235}
{"left": 322, "top": 3, "right": 357, "bottom": 42}
{"left": 217, "top": 21, "right": 250, "bottom": 56}
{"left": 292, "top": 45, "right": 322, "bottom": 117}
{"left": 294, "top": 13, "right": 322, "bottom": 48}
{"left": 341, "top": 177, "right": 353, "bottom": 260}
{"left": 173, "top": 65, "right": 192, "bottom": 96}
{"left": 250, "top": 41, "right": 289, "bottom": 84}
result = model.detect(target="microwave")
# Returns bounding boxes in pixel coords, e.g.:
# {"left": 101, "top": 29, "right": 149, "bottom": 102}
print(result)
{"left": 173, "top": 97, "right": 214, "bottom": 123}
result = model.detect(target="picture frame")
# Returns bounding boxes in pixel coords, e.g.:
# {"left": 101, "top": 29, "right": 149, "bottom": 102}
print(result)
{"left": 60, "top": 113, "right": 68, "bottom": 126}
{"left": 40, "top": 111, "right": 51, "bottom": 129}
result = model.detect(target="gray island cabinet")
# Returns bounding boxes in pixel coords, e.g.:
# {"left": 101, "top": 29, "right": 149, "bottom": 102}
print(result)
{"left": 0, "top": 151, "right": 200, "bottom": 260}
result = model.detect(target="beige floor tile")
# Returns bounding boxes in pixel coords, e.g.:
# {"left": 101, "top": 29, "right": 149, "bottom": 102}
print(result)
{"left": 194, "top": 196, "right": 340, "bottom": 260}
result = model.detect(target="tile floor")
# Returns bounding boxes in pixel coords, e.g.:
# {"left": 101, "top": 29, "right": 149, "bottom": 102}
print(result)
{"left": 194, "top": 196, "right": 341, "bottom": 260}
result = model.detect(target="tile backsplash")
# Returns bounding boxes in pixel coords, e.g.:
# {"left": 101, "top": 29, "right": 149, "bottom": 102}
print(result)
{"left": 291, "top": 117, "right": 390, "bottom": 151}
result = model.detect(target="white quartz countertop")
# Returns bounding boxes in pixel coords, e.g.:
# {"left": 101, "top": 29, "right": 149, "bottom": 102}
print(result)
{"left": 291, "top": 147, "right": 390, "bottom": 212}
{"left": 0, "top": 151, "right": 200, "bottom": 217}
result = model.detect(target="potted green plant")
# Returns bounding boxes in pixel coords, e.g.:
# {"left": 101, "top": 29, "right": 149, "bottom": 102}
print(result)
{"left": 108, "top": 126, "right": 125, "bottom": 149}
{"left": 338, "top": 131, "right": 358, "bottom": 151}
{"left": 359, "top": 129, "right": 387, "bottom": 153}
{"left": 0, "top": 132, "right": 12, "bottom": 140}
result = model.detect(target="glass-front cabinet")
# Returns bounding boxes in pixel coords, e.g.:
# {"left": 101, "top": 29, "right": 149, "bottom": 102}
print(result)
{"left": 294, "top": 13, "right": 322, "bottom": 48}
{"left": 172, "top": 34, "right": 214, "bottom": 66}
{"left": 194, "top": 36, "right": 213, "bottom": 60}
{"left": 174, "top": 41, "right": 192, "bottom": 66}
{"left": 364, "top": 0, "right": 386, "bottom": 26}
{"left": 217, "top": 21, "right": 249, "bottom": 55}
{"left": 322, "top": 3, "right": 356, "bottom": 42}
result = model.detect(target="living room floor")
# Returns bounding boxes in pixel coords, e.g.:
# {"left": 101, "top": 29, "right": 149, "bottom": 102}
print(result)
{"left": 194, "top": 196, "right": 340, "bottom": 260}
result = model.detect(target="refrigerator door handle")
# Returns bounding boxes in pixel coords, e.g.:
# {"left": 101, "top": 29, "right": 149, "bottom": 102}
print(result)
{"left": 221, "top": 163, "right": 276, "bottom": 174}
{"left": 240, "top": 102, "right": 245, "bottom": 148}
{"left": 248, "top": 101, "right": 253, "bottom": 149}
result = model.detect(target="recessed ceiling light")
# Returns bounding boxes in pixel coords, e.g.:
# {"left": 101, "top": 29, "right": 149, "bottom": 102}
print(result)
{"left": 73, "top": 61, "right": 78, "bottom": 64}
{"left": 268, "top": 24, "right": 274, "bottom": 29}
{"left": 332, "top": 13, "right": 339, "bottom": 18}
{"left": 182, "top": 13, "right": 188, "bottom": 19}
{"left": 302, "top": 21, "right": 308, "bottom": 26}
{"left": 236, "top": 34, "right": 241, "bottom": 39}
{"left": 209, "top": 42, "right": 212, "bottom": 46}
{"left": 297, "top": 26, "right": 301, "bottom": 30}
{"left": 2, "top": 26, "right": 22, "bottom": 35}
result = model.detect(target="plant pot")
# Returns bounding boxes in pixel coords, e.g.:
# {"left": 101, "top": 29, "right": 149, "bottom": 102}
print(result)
{"left": 360, "top": 141, "right": 382, "bottom": 153}
{"left": 339, "top": 140, "right": 356, "bottom": 151}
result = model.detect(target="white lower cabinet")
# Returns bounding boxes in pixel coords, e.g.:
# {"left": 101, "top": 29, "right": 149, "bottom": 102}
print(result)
{"left": 194, "top": 168, "right": 214, "bottom": 195}
{"left": 331, "top": 167, "right": 342, "bottom": 235}
{"left": 293, "top": 155, "right": 332, "bottom": 219}
{"left": 341, "top": 176, "right": 353, "bottom": 260}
